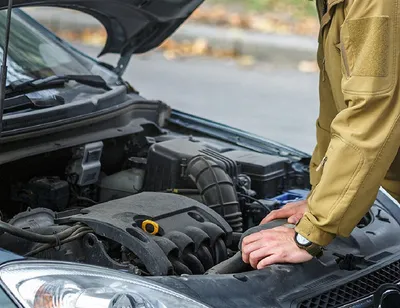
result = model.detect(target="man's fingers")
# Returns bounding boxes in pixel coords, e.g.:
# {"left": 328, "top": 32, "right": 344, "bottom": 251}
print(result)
{"left": 261, "top": 208, "right": 297, "bottom": 224}
{"left": 242, "top": 238, "right": 269, "bottom": 255}
{"left": 257, "top": 254, "right": 283, "bottom": 269}
{"left": 283, "top": 201, "right": 303, "bottom": 209}
{"left": 241, "top": 230, "right": 277, "bottom": 264}
{"left": 288, "top": 212, "right": 304, "bottom": 224}
{"left": 249, "top": 247, "right": 274, "bottom": 269}
{"left": 241, "top": 229, "right": 273, "bottom": 247}
{"left": 242, "top": 251, "right": 250, "bottom": 264}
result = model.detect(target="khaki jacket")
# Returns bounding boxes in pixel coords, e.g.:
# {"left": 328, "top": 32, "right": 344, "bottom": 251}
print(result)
{"left": 295, "top": 0, "right": 400, "bottom": 246}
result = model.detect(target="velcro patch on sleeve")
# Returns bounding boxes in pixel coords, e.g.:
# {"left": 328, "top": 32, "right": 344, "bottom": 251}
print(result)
{"left": 347, "top": 16, "right": 389, "bottom": 77}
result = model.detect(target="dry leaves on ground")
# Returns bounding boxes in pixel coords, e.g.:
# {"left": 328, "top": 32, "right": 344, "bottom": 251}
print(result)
{"left": 53, "top": 28, "right": 257, "bottom": 67}
{"left": 159, "top": 38, "right": 256, "bottom": 67}
{"left": 49, "top": 13, "right": 319, "bottom": 71}
{"left": 190, "top": 5, "right": 319, "bottom": 36}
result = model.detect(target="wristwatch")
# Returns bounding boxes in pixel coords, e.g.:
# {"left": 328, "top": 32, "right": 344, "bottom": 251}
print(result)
{"left": 294, "top": 232, "right": 323, "bottom": 258}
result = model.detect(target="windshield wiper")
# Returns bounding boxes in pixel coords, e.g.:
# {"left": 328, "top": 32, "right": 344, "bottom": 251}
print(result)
{"left": 4, "top": 94, "right": 65, "bottom": 113}
{"left": 5, "top": 75, "right": 111, "bottom": 98}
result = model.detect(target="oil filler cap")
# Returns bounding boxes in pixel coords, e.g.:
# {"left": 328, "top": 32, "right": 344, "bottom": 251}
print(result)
{"left": 141, "top": 220, "right": 159, "bottom": 235}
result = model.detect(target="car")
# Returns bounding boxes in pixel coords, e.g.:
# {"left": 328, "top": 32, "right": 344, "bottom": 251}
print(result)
{"left": 0, "top": 1, "right": 397, "bottom": 308}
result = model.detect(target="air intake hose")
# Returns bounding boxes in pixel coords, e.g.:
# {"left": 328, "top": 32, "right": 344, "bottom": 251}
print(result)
{"left": 186, "top": 156, "right": 243, "bottom": 232}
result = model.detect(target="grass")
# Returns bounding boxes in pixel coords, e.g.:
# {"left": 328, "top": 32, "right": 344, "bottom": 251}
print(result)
{"left": 209, "top": 0, "right": 317, "bottom": 17}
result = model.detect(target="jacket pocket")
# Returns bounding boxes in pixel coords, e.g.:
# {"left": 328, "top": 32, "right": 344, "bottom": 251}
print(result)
{"left": 340, "top": 16, "right": 395, "bottom": 95}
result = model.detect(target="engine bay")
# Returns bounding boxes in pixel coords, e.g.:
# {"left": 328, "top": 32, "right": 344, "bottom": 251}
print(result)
{"left": 0, "top": 128, "right": 389, "bottom": 277}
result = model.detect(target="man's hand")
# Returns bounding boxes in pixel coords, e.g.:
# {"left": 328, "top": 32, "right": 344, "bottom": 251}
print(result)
{"left": 241, "top": 226, "right": 312, "bottom": 269}
{"left": 261, "top": 200, "right": 308, "bottom": 225}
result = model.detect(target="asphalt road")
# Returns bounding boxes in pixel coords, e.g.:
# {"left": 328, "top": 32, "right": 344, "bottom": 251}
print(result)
{"left": 78, "top": 45, "right": 319, "bottom": 154}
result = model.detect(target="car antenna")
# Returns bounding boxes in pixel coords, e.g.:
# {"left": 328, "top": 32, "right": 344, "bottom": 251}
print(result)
{"left": 0, "top": 0, "right": 13, "bottom": 136}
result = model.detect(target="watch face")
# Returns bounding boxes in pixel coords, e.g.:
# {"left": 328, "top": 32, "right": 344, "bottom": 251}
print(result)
{"left": 296, "top": 233, "right": 311, "bottom": 246}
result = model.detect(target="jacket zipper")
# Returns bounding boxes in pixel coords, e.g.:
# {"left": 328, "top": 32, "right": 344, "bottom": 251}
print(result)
{"left": 340, "top": 30, "right": 351, "bottom": 78}
{"left": 322, "top": 58, "right": 326, "bottom": 81}
{"left": 316, "top": 156, "right": 328, "bottom": 172}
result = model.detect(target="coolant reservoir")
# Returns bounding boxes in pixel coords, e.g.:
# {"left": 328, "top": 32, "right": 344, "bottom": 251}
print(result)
{"left": 98, "top": 168, "right": 145, "bottom": 202}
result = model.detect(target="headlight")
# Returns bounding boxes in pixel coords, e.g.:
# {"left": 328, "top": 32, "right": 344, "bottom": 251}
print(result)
{"left": 0, "top": 261, "right": 210, "bottom": 308}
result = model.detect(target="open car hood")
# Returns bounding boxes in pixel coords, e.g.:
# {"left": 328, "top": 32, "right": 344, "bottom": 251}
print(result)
{"left": 3, "top": 0, "right": 203, "bottom": 75}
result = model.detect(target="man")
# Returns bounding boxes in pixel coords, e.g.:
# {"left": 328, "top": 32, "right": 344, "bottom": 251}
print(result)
{"left": 241, "top": 0, "right": 400, "bottom": 269}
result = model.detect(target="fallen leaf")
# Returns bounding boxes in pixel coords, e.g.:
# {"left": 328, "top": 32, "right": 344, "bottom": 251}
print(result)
{"left": 236, "top": 55, "right": 256, "bottom": 67}
{"left": 163, "top": 50, "right": 179, "bottom": 60}
{"left": 191, "top": 38, "right": 209, "bottom": 55}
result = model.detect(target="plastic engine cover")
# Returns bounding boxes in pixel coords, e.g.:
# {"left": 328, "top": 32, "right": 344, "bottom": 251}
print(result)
{"left": 67, "top": 192, "right": 232, "bottom": 276}
{"left": 144, "top": 139, "right": 289, "bottom": 198}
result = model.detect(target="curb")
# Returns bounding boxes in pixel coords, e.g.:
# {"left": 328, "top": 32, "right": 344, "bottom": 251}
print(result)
{"left": 24, "top": 8, "right": 318, "bottom": 65}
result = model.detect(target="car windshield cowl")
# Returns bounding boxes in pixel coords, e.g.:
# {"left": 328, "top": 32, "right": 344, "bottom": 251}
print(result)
{"left": 5, "top": 74, "right": 111, "bottom": 98}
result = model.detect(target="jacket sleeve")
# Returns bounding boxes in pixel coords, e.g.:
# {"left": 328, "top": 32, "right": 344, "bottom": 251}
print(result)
{"left": 308, "top": 40, "right": 338, "bottom": 193}
{"left": 296, "top": 0, "right": 400, "bottom": 246}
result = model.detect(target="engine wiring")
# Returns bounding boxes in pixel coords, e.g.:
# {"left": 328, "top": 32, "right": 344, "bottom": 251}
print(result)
{"left": 0, "top": 218, "right": 93, "bottom": 257}
{"left": 68, "top": 174, "right": 98, "bottom": 206}
{"left": 0, "top": 221, "right": 86, "bottom": 243}
{"left": 75, "top": 196, "right": 98, "bottom": 205}
{"left": 237, "top": 192, "right": 273, "bottom": 212}
{"left": 25, "top": 225, "right": 93, "bottom": 257}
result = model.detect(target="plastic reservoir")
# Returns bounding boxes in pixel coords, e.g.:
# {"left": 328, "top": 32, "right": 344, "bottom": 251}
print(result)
{"left": 98, "top": 168, "right": 145, "bottom": 202}
{"left": 270, "top": 189, "right": 310, "bottom": 206}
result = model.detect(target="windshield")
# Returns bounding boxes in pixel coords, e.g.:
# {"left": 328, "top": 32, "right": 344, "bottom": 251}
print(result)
{"left": 0, "top": 9, "right": 117, "bottom": 88}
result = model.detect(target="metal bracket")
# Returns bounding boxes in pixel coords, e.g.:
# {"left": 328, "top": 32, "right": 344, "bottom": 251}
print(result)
{"left": 113, "top": 50, "right": 135, "bottom": 76}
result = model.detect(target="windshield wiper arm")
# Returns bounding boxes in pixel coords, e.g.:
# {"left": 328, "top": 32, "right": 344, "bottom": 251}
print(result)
{"left": 4, "top": 94, "right": 65, "bottom": 113}
{"left": 5, "top": 75, "right": 111, "bottom": 97}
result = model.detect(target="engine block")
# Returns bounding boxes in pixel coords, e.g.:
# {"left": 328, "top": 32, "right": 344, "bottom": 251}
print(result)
{"left": 66, "top": 192, "right": 232, "bottom": 275}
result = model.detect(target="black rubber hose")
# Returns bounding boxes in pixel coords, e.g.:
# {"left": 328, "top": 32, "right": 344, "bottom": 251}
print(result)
{"left": 186, "top": 156, "right": 243, "bottom": 232}
{"left": 182, "top": 252, "right": 205, "bottom": 274}
{"left": 196, "top": 245, "right": 214, "bottom": 270}
{"left": 205, "top": 251, "right": 250, "bottom": 275}
{"left": 171, "top": 259, "right": 192, "bottom": 275}
{"left": 0, "top": 221, "right": 82, "bottom": 243}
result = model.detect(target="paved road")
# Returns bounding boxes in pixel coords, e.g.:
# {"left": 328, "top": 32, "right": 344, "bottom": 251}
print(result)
{"left": 78, "top": 45, "right": 319, "bottom": 154}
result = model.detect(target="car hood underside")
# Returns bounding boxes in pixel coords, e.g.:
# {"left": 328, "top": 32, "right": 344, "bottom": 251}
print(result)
{"left": 3, "top": 0, "right": 203, "bottom": 74}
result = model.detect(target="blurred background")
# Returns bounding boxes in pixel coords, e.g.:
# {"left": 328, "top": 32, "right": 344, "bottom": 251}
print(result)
{"left": 23, "top": 1, "right": 320, "bottom": 154}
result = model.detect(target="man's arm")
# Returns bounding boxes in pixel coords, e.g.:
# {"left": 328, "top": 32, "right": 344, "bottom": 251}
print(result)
{"left": 296, "top": 0, "right": 400, "bottom": 246}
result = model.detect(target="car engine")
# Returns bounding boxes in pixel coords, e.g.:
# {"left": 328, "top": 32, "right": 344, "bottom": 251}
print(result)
{"left": 0, "top": 131, "right": 312, "bottom": 276}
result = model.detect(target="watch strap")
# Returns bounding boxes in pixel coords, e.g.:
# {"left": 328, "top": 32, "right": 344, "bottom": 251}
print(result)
{"left": 304, "top": 243, "right": 324, "bottom": 258}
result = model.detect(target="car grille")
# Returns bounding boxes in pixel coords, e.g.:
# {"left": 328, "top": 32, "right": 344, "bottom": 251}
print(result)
{"left": 298, "top": 260, "right": 400, "bottom": 308}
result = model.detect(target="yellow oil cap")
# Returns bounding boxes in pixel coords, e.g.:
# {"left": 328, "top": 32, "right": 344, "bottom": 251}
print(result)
{"left": 141, "top": 220, "right": 159, "bottom": 235}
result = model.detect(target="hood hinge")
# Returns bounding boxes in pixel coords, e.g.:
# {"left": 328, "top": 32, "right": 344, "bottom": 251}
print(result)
{"left": 113, "top": 48, "right": 135, "bottom": 76}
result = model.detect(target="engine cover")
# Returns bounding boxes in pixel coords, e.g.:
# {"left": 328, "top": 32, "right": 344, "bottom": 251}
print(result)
{"left": 66, "top": 192, "right": 232, "bottom": 276}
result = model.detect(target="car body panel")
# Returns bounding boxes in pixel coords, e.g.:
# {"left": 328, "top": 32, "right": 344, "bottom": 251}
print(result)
{"left": 0, "top": 249, "right": 22, "bottom": 264}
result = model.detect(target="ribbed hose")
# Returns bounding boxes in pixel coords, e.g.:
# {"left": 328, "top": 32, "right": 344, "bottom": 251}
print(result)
{"left": 182, "top": 252, "right": 205, "bottom": 274}
{"left": 214, "top": 238, "right": 228, "bottom": 264}
{"left": 186, "top": 156, "right": 243, "bottom": 232}
{"left": 171, "top": 258, "right": 192, "bottom": 275}
{"left": 196, "top": 245, "right": 214, "bottom": 270}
